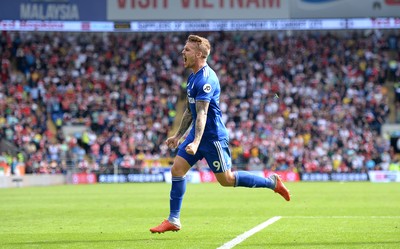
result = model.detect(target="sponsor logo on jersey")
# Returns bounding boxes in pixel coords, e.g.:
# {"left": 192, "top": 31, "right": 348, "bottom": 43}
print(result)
{"left": 203, "top": 84, "right": 212, "bottom": 93}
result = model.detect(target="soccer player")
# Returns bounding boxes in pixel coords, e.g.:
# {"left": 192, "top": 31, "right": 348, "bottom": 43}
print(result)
{"left": 150, "top": 35, "right": 290, "bottom": 234}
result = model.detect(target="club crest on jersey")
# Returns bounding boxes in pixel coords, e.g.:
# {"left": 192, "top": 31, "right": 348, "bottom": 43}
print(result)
{"left": 203, "top": 84, "right": 212, "bottom": 93}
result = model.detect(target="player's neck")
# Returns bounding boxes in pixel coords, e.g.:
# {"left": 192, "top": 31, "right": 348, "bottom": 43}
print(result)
{"left": 192, "top": 61, "right": 207, "bottom": 74}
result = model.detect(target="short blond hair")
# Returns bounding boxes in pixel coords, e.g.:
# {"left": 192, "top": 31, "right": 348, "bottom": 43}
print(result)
{"left": 187, "top": 35, "right": 211, "bottom": 59}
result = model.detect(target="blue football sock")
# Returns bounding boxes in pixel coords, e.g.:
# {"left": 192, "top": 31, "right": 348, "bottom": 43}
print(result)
{"left": 168, "top": 176, "right": 186, "bottom": 222}
{"left": 234, "top": 171, "right": 274, "bottom": 189}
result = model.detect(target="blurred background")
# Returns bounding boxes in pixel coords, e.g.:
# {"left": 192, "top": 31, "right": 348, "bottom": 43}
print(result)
{"left": 0, "top": 0, "right": 399, "bottom": 187}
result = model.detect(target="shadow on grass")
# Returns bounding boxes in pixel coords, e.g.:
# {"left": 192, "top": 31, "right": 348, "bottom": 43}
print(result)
{"left": 3, "top": 237, "right": 174, "bottom": 246}
{"left": 247, "top": 241, "right": 400, "bottom": 248}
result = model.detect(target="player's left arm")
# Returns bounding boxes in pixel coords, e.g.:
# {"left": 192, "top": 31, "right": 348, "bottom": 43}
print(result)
{"left": 193, "top": 100, "right": 209, "bottom": 144}
{"left": 185, "top": 100, "right": 209, "bottom": 155}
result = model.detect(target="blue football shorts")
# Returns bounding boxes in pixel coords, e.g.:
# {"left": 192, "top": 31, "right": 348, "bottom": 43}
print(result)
{"left": 177, "top": 138, "right": 232, "bottom": 173}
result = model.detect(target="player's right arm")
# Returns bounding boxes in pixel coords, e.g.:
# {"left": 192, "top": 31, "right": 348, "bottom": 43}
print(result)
{"left": 165, "top": 98, "right": 193, "bottom": 149}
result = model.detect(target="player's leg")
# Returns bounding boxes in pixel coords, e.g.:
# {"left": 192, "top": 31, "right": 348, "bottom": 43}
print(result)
{"left": 214, "top": 170, "right": 290, "bottom": 201}
{"left": 150, "top": 139, "right": 202, "bottom": 233}
{"left": 205, "top": 140, "right": 273, "bottom": 188}
{"left": 206, "top": 140, "right": 290, "bottom": 200}
{"left": 214, "top": 168, "right": 275, "bottom": 188}
{"left": 150, "top": 156, "right": 191, "bottom": 233}
{"left": 168, "top": 156, "right": 191, "bottom": 227}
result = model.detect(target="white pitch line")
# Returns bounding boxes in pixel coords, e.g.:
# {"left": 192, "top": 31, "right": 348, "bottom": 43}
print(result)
{"left": 216, "top": 216, "right": 281, "bottom": 249}
{"left": 282, "top": 216, "right": 400, "bottom": 219}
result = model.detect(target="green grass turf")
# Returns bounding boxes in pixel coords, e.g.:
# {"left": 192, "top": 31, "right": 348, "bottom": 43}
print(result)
{"left": 0, "top": 182, "right": 399, "bottom": 249}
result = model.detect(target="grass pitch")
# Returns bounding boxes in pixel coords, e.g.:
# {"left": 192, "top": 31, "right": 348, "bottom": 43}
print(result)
{"left": 0, "top": 181, "right": 399, "bottom": 249}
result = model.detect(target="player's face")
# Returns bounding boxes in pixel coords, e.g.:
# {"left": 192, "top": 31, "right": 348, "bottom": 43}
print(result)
{"left": 182, "top": 42, "right": 198, "bottom": 69}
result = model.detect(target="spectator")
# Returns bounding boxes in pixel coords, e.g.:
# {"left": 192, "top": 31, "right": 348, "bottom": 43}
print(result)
{"left": 0, "top": 30, "right": 397, "bottom": 174}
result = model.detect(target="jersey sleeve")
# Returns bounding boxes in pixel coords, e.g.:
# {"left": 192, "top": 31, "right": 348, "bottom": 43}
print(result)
{"left": 195, "top": 78, "right": 215, "bottom": 102}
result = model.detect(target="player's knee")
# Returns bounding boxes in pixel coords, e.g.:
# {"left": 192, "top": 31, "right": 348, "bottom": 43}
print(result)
{"left": 218, "top": 181, "right": 233, "bottom": 187}
{"left": 217, "top": 176, "right": 235, "bottom": 187}
{"left": 171, "top": 165, "right": 187, "bottom": 177}
{"left": 215, "top": 171, "right": 236, "bottom": 187}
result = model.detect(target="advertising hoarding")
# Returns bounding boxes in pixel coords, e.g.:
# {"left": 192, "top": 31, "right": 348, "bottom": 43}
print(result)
{"left": 107, "top": 0, "right": 289, "bottom": 21}
{"left": 1, "top": 18, "right": 399, "bottom": 32}
{"left": 290, "top": 0, "right": 400, "bottom": 19}
{"left": 0, "top": 0, "right": 106, "bottom": 21}
{"left": 0, "top": 0, "right": 399, "bottom": 23}
{"left": 368, "top": 171, "right": 400, "bottom": 182}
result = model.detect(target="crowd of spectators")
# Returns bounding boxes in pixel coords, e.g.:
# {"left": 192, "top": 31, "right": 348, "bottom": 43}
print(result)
{"left": 0, "top": 31, "right": 183, "bottom": 174}
{"left": 214, "top": 31, "right": 398, "bottom": 173}
{"left": 0, "top": 30, "right": 399, "bottom": 175}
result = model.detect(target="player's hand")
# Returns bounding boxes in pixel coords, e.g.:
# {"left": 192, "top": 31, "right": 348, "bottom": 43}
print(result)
{"left": 165, "top": 136, "right": 180, "bottom": 149}
{"left": 185, "top": 142, "right": 199, "bottom": 155}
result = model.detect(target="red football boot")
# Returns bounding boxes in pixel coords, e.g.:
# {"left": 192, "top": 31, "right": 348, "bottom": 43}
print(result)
{"left": 271, "top": 174, "right": 291, "bottom": 201}
{"left": 150, "top": 220, "right": 181, "bottom": 233}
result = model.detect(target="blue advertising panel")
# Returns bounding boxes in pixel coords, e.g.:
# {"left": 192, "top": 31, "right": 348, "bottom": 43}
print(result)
{"left": 0, "top": 0, "right": 106, "bottom": 21}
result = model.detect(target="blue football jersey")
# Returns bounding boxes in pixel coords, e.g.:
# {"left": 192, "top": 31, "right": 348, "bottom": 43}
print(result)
{"left": 186, "top": 64, "right": 228, "bottom": 142}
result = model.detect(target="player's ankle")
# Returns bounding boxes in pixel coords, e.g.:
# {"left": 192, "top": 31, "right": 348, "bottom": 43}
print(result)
{"left": 168, "top": 217, "right": 181, "bottom": 228}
